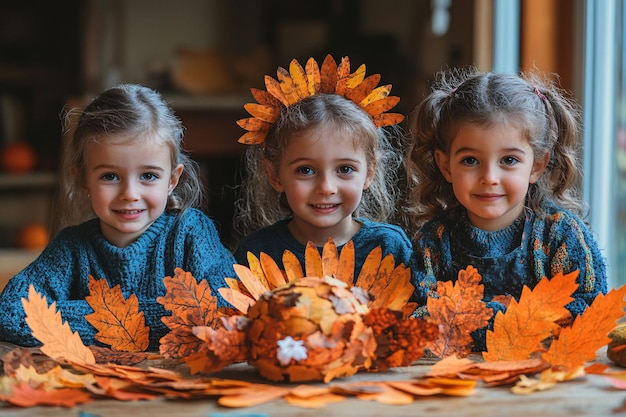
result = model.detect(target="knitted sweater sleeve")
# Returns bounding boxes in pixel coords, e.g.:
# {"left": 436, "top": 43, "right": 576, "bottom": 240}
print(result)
{"left": 0, "top": 230, "right": 95, "bottom": 346}
{"left": 532, "top": 210, "right": 608, "bottom": 317}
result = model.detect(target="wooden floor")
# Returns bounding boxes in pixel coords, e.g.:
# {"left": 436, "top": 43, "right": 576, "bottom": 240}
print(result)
{"left": 1, "top": 346, "right": 625, "bottom": 417}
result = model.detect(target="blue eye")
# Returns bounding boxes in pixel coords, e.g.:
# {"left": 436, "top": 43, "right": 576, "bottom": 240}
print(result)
{"left": 338, "top": 166, "right": 355, "bottom": 175}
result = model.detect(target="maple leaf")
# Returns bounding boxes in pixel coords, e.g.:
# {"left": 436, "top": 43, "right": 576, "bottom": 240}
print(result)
{"left": 427, "top": 266, "right": 493, "bottom": 358}
{"left": 156, "top": 268, "right": 220, "bottom": 358}
{"left": 483, "top": 270, "right": 579, "bottom": 362}
{"left": 84, "top": 276, "right": 149, "bottom": 352}
{"left": 541, "top": 284, "right": 626, "bottom": 370}
{"left": 22, "top": 285, "right": 95, "bottom": 365}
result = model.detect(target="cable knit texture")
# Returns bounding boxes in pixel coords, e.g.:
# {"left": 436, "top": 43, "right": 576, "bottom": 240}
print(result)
{"left": 410, "top": 200, "right": 608, "bottom": 350}
{"left": 234, "top": 218, "right": 413, "bottom": 282}
{"left": 0, "top": 208, "right": 236, "bottom": 351}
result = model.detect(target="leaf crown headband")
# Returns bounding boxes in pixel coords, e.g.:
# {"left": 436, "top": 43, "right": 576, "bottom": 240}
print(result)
{"left": 236, "top": 54, "right": 405, "bottom": 145}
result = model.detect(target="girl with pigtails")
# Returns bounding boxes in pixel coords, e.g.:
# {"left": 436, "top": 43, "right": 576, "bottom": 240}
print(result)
{"left": 404, "top": 67, "right": 608, "bottom": 350}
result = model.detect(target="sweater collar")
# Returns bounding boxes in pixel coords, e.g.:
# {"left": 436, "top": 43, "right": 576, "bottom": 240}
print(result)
{"left": 451, "top": 207, "right": 533, "bottom": 257}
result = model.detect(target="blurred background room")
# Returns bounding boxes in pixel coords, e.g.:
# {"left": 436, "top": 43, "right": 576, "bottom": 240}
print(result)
{"left": 0, "top": 0, "right": 624, "bottom": 290}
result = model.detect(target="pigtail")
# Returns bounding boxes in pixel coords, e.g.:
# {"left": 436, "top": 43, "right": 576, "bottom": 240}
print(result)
{"left": 527, "top": 75, "right": 584, "bottom": 218}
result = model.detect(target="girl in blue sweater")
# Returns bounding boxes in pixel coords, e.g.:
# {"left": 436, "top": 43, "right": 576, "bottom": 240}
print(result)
{"left": 233, "top": 55, "right": 412, "bottom": 279}
{"left": 0, "top": 84, "right": 236, "bottom": 350}
{"left": 404, "top": 68, "right": 608, "bottom": 350}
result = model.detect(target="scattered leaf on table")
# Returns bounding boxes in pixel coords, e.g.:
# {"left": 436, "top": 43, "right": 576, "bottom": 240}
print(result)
{"left": 22, "top": 285, "right": 95, "bottom": 365}
{"left": 427, "top": 266, "right": 493, "bottom": 358}
{"left": 483, "top": 270, "right": 579, "bottom": 362}
{"left": 85, "top": 276, "right": 149, "bottom": 352}
{"left": 0, "top": 381, "right": 92, "bottom": 407}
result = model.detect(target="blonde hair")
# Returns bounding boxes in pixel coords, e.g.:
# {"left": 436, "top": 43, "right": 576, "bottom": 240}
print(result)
{"left": 52, "top": 84, "right": 203, "bottom": 234}
{"left": 403, "top": 67, "right": 583, "bottom": 238}
{"left": 234, "top": 94, "right": 404, "bottom": 240}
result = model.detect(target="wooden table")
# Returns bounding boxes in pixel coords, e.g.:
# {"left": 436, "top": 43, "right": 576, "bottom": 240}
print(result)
{"left": 1, "top": 344, "right": 625, "bottom": 417}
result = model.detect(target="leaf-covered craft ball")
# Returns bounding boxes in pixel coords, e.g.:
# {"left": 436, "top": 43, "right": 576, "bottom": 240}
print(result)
{"left": 245, "top": 275, "right": 376, "bottom": 383}
{"left": 191, "top": 239, "right": 438, "bottom": 383}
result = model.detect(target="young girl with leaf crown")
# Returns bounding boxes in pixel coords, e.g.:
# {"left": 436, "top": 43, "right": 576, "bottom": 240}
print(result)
{"left": 404, "top": 67, "right": 608, "bottom": 350}
{"left": 233, "top": 55, "right": 412, "bottom": 279}
{"left": 0, "top": 84, "right": 236, "bottom": 350}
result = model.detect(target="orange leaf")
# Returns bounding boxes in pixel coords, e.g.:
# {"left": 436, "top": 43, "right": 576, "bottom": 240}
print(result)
{"left": 247, "top": 252, "right": 271, "bottom": 290}
{"left": 250, "top": 87, "right": 282, "bottom": 107}
{"left": 289, "top": 58, "right": 309, "bottom": 100}
{"left": 283, "top": 250, "right": 304, "bottom": 281}
{"left": 233, "top": 263, "right": 268, "bottom": 300}
{"left": 367, "top": 253, "right": 396, "bottom": 296}
{"left": 218, "top": 287, "right": 255, "bottom": 314}
{"left": 370, "top": 112, "right": 405, "bottom": 127}
{"left": 0, "top": 382, "right": 92, "bottom": 407}
{"left": 542, "top": 284, "right": 626, "bottom": 369}
{"left": 85, "top": 276, "right": 149, "bottom": 352}
{"left": 483, "top": 270, "right": 579, "bottom": 362}
{"left": 304, "top": 57, "right": 321, "bottom": 95}
{"left": 264, "top": 74, "right": 288, "bottom": 106}
{"left": 362, "top": 96, "right": 401, "bottom": 116}
{"left": 354, "top": 246, "right": 382, "bottom": 291}
{"left": 319, "top": 54, "right": 338, "bottom": 93}
{"left": 304, "top": 241, "right": 323, "bottom": 277}
{"left": 260, "top": 252, "right": 287, "bottom": 287}
{"left": 360, "top": 84, "right": 391, "bottom": 106}
{"left": 427, "top": 266, "right": 493, "bottom": 358}
{"left": 157, "top": 268, "right": 220, "bottom": 358}
{"left": 243, "top": 102, "right": 279, "bottom": 123}
{"left": 237, "top": 130, "right": 269, "bottom": 145}
{"left": 236, "top": 116, "right": 273, "bottom": 132}
{"left": 276, "top": 66, "right": 301, "bottom": 105}
{"left": 336, "top": 240, "right": 355, "bottom": 284}
{"left": 344, "top": 73, "right": 381, "bottom": 104}
{"left": 22, "top": 285, "right": 95, "bottom": 365}
{"left": 321, "top": 238, "right": 339, "bottom": 277}
{"left": 218, "top": 385, "right": 292, "bottom": 407}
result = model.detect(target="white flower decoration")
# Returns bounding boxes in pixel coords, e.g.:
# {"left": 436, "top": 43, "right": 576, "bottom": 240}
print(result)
{"left": 276, "top": 336, "right": 308, "bottom": 366}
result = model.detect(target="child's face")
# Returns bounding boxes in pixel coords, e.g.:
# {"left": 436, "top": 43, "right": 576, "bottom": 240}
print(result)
{"left": 82, "top": 137, "right": 183, "bottom": 247}
{"left": 266, "top": 126, "right": 375, "bottom": 245}
{"left": 434, "top": 122, "right": 548, "bottom": 231}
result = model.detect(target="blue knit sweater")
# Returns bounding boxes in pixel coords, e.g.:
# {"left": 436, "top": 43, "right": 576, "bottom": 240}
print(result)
{"left": 234, "top": 218, "right": 413, "bottom": 282}
{"left": 410, "top": 201, "right": 608, "bottom": 350}
{"left": 0, "top": 208, "right": 236, "bottom": 351}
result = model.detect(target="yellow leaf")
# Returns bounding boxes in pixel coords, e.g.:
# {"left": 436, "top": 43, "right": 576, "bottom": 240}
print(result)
{"left": 22, "top": 285, "right": 95, "bottom": 365}
{"left": 289, "top": 58, "right": 309, "bottom": 100}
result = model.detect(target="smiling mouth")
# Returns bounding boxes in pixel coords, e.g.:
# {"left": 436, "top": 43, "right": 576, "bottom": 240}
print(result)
{"left": 114, "top": 209, "right": 145, "bottom": 214}
{"left": 312, "top": 204, "right": 338, "bottom": 209}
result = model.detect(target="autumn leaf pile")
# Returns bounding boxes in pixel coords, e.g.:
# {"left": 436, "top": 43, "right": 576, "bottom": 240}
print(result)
{"left": 1, "top": 239, "right": 626, "bottom": 408}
